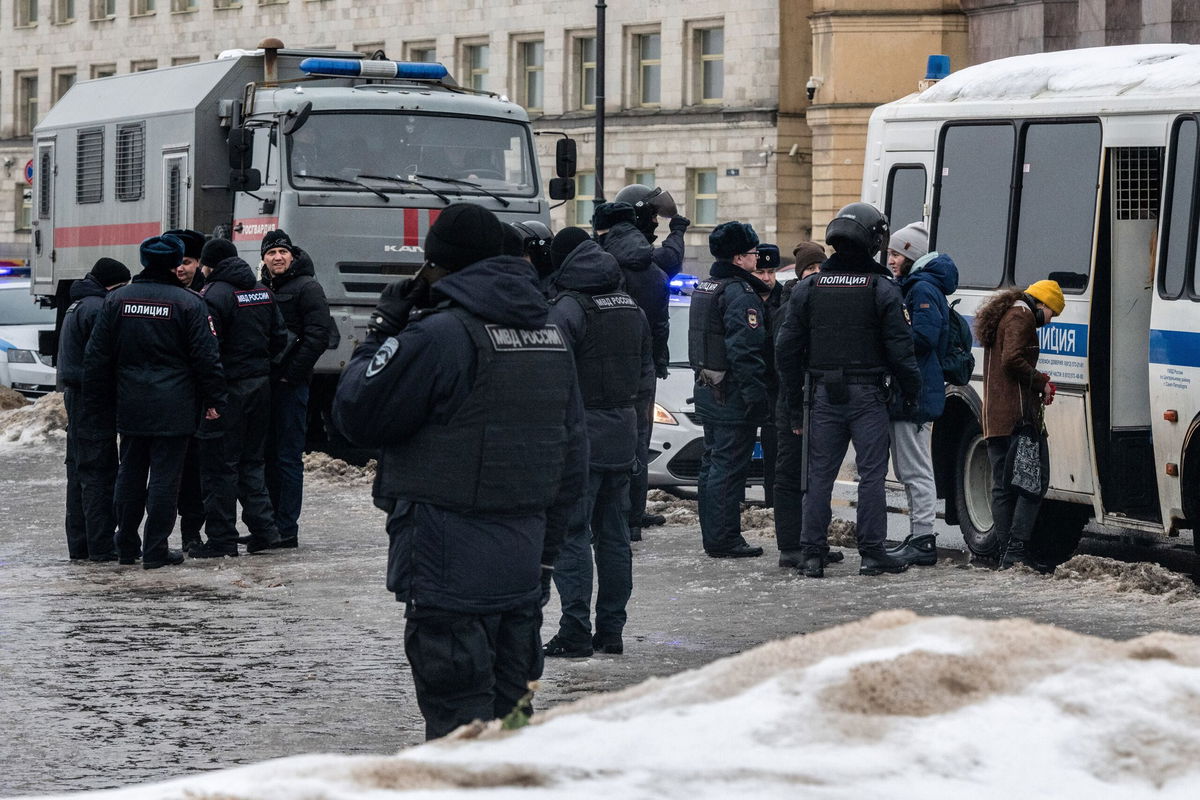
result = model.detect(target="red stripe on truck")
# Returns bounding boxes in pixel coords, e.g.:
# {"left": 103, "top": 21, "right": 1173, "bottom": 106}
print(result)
{"left": 404, "top": 208, "right": 419, "bottom": 246}
{"left": 55, "top": 222, "right": 162, "bottom": 248}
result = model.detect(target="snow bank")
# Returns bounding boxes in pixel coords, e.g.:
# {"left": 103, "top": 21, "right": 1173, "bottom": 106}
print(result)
{"left": 1053, "top": 554, "right": 1197, "bottom": 602}
{"left": 0, "top": 391, "right": 67, "bottom": 447}
{"left": 22, "top": 610, "right": 1200, "bottom": 800}
{"left": 302, "top": 452, "right": 376, "bottom": 484}
{"left": 0, "top": 385, "right": 28, "bottom": 411}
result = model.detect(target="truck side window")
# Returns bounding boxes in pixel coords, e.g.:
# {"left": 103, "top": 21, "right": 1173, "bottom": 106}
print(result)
{"left": 885, "top": 165, "right": 926, "bottom": 233}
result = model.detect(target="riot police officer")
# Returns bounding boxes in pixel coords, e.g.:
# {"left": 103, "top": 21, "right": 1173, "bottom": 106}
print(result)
{"left": 332, "top": 204, "right": 586, "bottom": 740}
{"left": 612, "top": 183, "right": 690, "bottom": 279}
{"left": 689, "top": 221, "right": 770, "bottom": 558}
{"left": 776, "top": 203, "right": 920, "bottom": 578}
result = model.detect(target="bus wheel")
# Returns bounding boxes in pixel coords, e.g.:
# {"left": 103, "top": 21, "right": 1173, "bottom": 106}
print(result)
{"left": 953, "top": 417, "right": 996, "bottom": 558}
{"left": 1028, "top": 501, "right": 1088, "bottom": 566}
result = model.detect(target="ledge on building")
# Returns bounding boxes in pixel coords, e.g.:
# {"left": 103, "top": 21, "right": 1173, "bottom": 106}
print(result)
{"left": 537, "top": 105, "right": 778, "bottom": 129}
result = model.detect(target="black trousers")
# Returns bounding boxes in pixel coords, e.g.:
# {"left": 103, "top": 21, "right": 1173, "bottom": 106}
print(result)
{"left": 64, "top": 387, "right": 119, "bottom": 560}
{"left": 114, "top": 435, "right": 190, "bottom": 564}
{"left": 772, "top": 424, "right": 804, "bottom": 552}
{"left": 404, "top": 603, "right": 544, "bottom": 740}
{"left": 628, "top": 391, "right": 655, "bottom": 531}
{"left": 200, "top": 377, "right": 279, "bottom": 548}
{"left": 177, "top": 438, "right": 205, "bottom": 544}
{"left": 987, "top": 436, "right": 1044, "bottom": 548}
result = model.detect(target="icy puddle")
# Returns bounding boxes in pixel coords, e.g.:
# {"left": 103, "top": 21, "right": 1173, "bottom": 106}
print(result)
{"left": 16, "top": 610, "right": 1200, "bottom": 799}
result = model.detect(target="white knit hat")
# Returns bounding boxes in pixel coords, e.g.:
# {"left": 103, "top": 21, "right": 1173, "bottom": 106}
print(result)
{"left": 888, "top": 221, "right": 929, "bottom": 261}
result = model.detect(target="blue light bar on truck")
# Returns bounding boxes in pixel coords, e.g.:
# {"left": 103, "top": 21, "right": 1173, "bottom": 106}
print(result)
{"left": 298, "top": 58, "right": 449, "bottom": 80}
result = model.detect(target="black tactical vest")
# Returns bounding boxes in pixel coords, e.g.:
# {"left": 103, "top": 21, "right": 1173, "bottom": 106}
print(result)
{"left": 806, "top": 272, "right": 889, "bottom": 373}
{"left": 378, "top": 308, "right": 576, "bottom": 515}
{"left": 553, "top": 290, "right": 643, "bottom": 409}
{"left": 688, "top": 277, "right": 743, "bottom": 371}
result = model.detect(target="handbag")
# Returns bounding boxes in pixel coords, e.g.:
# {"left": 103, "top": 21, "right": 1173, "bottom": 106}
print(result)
{"left": 1004, "top": 383, "right": 1049, "bottom": 499}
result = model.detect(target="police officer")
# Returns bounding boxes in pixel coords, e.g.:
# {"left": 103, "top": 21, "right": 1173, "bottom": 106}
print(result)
{"left": 332, "top": 204, "right": 586, "bottom": 740}
{"left": 776, "top": 203, "right": 920, "bottom": 578}
{"left": 612, "top": 183, "right": 691, "bottom": 279}
{"left": 594, "top": 201, "right": 670, "bottom": 542}
{"left": 509, "top": 220, "right": 555, "bottom": 292}
{"left": 59, "top": 257, "right": 130, "bottom": 562}
{"left": 166, "top": 228, "right": 209, "bottom": 551}
{"left": 83, "top": 235, "right": 227, "bottom": 569}
{"left": 542, "top": 228, "right": 653, "bottom": 658}
{"left": 689, "top": 221, "right": 770, "bottom": 558}
{"left": 753, "top": 243, "right": 783, "bottom": 509}
{"left": 189, "top": 238, "right": 288, "bottom": 558}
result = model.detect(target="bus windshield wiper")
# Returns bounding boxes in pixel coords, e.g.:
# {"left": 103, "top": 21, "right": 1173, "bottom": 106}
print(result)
{"left": 358, "top": 174, "right": 452, "bottom": 205}
{"left": 295, "top": 174, "right": 390, "bottom": 202}
{"left": 414, "top": 173, "right": 511, "bottom": 208}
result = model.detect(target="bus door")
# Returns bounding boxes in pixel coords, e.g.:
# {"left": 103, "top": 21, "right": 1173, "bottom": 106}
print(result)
{"left": 1089, "top": 145, "right": 1162, "bottom": 522}
{"left": 161, "top": 148, "right": 190, "bottom": 231}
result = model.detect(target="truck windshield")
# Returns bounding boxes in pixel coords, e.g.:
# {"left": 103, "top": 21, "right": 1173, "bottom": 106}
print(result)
{"left": 288, "top": 112, "right": 536, "bottom": 197}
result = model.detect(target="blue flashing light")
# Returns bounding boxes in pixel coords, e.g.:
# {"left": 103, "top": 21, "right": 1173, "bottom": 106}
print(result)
{"left": 925, "top": 54, "right": 951, "bottom": 81}
{"left": 669, "top": 273, "right": 700, "bottom": 295}
{"left": 0, "top": 267, "right": 31, "bottom": 277}
{"left": 298, "top": 57, "right": 449, "bottom": 81}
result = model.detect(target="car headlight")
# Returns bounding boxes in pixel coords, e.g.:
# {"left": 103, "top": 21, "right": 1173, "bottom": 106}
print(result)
{"left": 653, "top": 403, "right": 678, "bottom": 425}
{"left": 4, "top": 349, "right": 37, "bottom": 364}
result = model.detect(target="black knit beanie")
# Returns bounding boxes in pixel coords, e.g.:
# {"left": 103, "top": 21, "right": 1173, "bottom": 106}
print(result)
{"left": 164, "top": 229, "right": 205, "bottom": 261}
{"left": 423, "top": 203, "right": 505, "bottom": 270}
{"left": 550, "top": 227, "right": 591, "bottom": 269}
{"left": 89, "top": 257, "right": 131, "bottom": 288}
{"left": 261, "top": 229, "right": 295, "bottom": 258}
{"left": 201, "top": 238, "right": 239, "bottom": 268}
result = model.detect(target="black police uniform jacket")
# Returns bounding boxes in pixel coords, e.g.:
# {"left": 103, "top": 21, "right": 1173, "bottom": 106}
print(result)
{"left": 83, "top": 268, "right": 227, "bottom": 437}
{"left": 600, "top": 221, "right": 671, "bottom": 380}
{"left": 333, "top": 256, "right": 588, "bottom": 615}
{"left": 202, "top": 257, "right": 288, "bottom": 381}
{"left": 775, "top": 249, "right": 921, "bottom": 427}
{"left": 548, "top": 239, "right": 654, "bottom": 470}
{"left": 261, "top": 247, "right": 332, "bottom": 384}
{"left": 57, "top": 274, "right": 108, "bottom": 389}
{"left": 688, "top": 260, "right": 771, "bottom": 422}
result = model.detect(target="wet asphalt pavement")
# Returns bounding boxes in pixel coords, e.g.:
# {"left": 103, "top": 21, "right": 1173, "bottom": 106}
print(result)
{"left": 2, "top": 444, "right": 1198, "bottom": 797}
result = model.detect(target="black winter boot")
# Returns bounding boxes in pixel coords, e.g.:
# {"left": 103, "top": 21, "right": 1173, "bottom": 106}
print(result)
{"left": 886, "top": 533, "right": 938, "bottom": 566}
{"left": 859, "top": 550, "right": 910, "bottom": 576}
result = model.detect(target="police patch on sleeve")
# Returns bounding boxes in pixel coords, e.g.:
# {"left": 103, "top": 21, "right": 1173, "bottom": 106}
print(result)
{"left": 207, "top": 315, "right": 218, "bottom": 337}
{"left": 747, "top": 308, "right": 760, "bottom": 329}
{"left": 365, "top": 336, "right": 400, "bottom": 378}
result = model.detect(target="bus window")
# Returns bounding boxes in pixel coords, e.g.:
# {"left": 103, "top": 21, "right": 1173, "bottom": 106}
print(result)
{"left": 1160, "top": 117, "right": 1196, "bottom": 300}
{"left": 885, "top": 166, "right": 926, "bottom": 232}
{"left": 933, "top": 124, "right": 1014, "bottom": 289}
{"left": 1013, "top": 121, "right": 1101, "bottom": 291}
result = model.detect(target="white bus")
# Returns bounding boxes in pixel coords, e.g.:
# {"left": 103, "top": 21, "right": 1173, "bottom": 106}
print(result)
{"left": 863, "top": 44, "right": 1200, "bottom": 563}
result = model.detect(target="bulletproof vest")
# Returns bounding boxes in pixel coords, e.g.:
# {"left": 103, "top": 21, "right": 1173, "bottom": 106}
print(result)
{"left": 380, "top": 308, "right": 575, "bottom": 515}
{"left": 688, "top": 277, "right": 748, "bottom": 371}
{"left": 806, "top": 272, "right": 889, "bottom": 373}
{"left": 554, "top": 290, "right": 643, "bottom": 409}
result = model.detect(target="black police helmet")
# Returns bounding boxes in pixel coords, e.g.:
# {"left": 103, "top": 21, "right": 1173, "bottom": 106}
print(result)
{"left": 614, "top": 183, "right": 678, "bottom": 228}
{"left": 511, "top": 220, "right": 554, "bottom": 275}
{"left": 825, "top": 202, "right": 889, "bottom": 256}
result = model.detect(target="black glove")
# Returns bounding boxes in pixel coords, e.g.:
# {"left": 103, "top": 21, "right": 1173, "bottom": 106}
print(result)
{"left": 539, "top": 566, "right": 554, "bottom": 608}
{"left": 655, "top": 364, "right": 670, "bottom": 380}
{"left": 369, "top": 278, "right": 429, "bottom": 336}
{"left": 902, "top": 397, "right": 920, "bottom": 419}
{"left": 669, "top": 215, "right": 691, "bottom": 233}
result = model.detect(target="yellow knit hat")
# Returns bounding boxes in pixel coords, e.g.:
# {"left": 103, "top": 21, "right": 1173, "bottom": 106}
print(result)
{"left": 1025, "top": 280, "right": 1065, "bottom": 315}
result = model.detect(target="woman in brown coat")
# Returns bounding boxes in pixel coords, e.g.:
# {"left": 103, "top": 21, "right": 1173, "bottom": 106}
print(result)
{"left": 974, "top": 279, "right": 1064, "bottom": 568}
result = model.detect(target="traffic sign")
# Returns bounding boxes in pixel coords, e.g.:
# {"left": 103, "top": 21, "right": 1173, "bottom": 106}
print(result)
{"left": 24, "top": 159, "right": 34, "bottom": 185}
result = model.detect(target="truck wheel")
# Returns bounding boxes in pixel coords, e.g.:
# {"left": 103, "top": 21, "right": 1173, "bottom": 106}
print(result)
{"left": 954, "top": 416, "right": 997, "bottom": 558}
{"left": 1028, "top": 501, "right": 1088, "bottom": 566}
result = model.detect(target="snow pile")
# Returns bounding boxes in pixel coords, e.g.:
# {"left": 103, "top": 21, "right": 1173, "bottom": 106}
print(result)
{"left": 0, "top": 384, "right": 29, "bottom": 410}
{"left": 739, "top": 504, "right": 774, "bottom": 537}
{"left": 26, "top": 610, "right": 1200, "bottom": 800}
{"left": 1053, "top": 554, "right": 1198, "bottom": 602}
{"left": 302, "top": 452, "right": 376, "bottom": 484}
{"left": 644, "top": 489, "right": 698, "bottom": 526}
{"left": 0, "top": 391, "right": 67, "bottom": 446}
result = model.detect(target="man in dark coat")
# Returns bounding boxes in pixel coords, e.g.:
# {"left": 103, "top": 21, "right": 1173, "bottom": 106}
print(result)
{"left": 260, "top": 230, "right": 332, "bottom": 548}
{"left": 332, "top": 204, "right": 586, "bottom": 740}
{"left": 752, "top": 244, "right": 784, "bottom": 509}
{"left": 689, "top": 221, "right": 770, "bottom": 558}
{"left": 543, "top": 229, "right": 653, "bottom": 658}
{"left": 594, "top": 201, "right": 670, "bottom": 542}
{"left": 83, "top": 235, "right": 227, "bottom": 569}
{"left": 59, "top": 257, "right": 130, "bottom": 561}
{"left": 190, "top": 238, "right": 289, "bottom": 558}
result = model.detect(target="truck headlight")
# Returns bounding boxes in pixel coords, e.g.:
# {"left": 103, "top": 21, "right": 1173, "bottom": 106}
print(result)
{"left": 653, "top": 403, "right": 678, "bottom": 425}
{"left": 4, "top": 349, "right": 36, "bottom": 364}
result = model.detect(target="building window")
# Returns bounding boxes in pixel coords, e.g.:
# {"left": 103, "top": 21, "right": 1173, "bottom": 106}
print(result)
{"left": 171, "top": 0, "right": 198, "bottom": 11}
{"left": 634, "top": 31, "right": 661, "bottom": 107}
{"left": 16, "top": 186, "right": 34, "bottom": 232}
{"left": 17, "top": 0, "right": 38, "bottom": 26}
{"left": 407, "top": 43, "right": 436, "bottom": 63}
{"left": 91, "top": 1, "right": 117, "bottom": 20}
{"left": 132, "top": 60, "right": 158, "bottom": 72}
{"left": 214, "top": 0, "right": 241, "bottom": 9}
{"left": 55, "top": 0, "right": 77, "bottom": 23}
{"left": 574, "top": 171, "right": 596, "bottom": 227}
{"left": 171, "top": 55, "right": 200, "bottom": 65}
{"left": 519, "top": 40, "right": 544, "bottom": 112}
{"left": 53, "top": 70, "right": 76, "bottom": 102}
{"left": 628, "top": 169, "right": 655, "bottom": 187}
{"left": 260, "top": 0, "right": 286, "bottom": 5}
{"left": 91, "top": 63, "right": 117, "bottom": 79}
{"left": 132, "top": 0, "right": 156, "bottom": 14}
{"left": 462, "top": 42, "right": 489, "bottom": 91}
{"left": 576, "top": 35, "right": 597, "bottom": 110}
{"left": 695, "top": 26, "right": 723, "bottom": 103}
{"left": 77, "top": 128, "right": 104, "bottom": 204}
{"left": 115, "top": 122, "right": 146, "bottom": 202}
{"left": 690, "top": 169, "right": 718, "bottom": 225}
{"left": 17, "top": 74, "right": 39, "bottom": 136}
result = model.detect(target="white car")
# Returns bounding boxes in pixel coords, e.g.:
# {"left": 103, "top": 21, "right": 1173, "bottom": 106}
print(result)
{"left": 0, "top": 278, "right": 57, "bottom": 397}
{"left": 646, "top": 293, "right": 764, "bottom": 487}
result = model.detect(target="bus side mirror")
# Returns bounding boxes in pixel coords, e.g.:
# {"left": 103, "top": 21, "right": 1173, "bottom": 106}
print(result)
{"left": 555, "top": 138, "right": 577, "bottom": 178}
{"left": 548, "top": 178, "right": 575, "bottom": 201}
{"left": 229, "top": 168, "right": 263, "bottom": 192}
{"left": 228, "top": 127, "right": 254, "bottom": 170}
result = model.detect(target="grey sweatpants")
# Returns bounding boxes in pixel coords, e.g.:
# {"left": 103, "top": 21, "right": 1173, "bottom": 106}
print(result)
{"left": 889, "top": 419, "right": 936, "bottom": 536}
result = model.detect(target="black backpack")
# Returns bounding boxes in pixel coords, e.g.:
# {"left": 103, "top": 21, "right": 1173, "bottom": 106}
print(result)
{"left": 941, "top": 299, "right": 975, "bottom": 386}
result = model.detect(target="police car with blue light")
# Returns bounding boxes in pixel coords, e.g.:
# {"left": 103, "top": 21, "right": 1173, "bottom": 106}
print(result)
{"left": 0, "top": 267, "right": 56, "bottom": 397}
